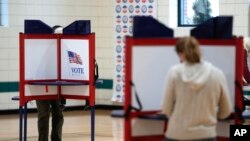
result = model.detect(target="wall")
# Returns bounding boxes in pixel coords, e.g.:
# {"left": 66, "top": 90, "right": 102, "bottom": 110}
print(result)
{"left": 0, "top": 0, "right": 249, "bottom": 110}
{"left": 158, "top": 0, "right": 249, "bottom": 37}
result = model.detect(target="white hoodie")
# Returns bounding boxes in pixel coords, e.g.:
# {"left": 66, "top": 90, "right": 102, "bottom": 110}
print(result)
{"left": 162, "top": 61, "right": 232, "bottom": 140}
{"left": 180, "top": 61, "right": 212, "bottom": 90}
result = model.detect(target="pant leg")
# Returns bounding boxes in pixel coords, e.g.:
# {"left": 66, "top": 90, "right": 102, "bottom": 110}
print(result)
{"left": 50, "top": 100, "right": 64, "bottom": 141}
{"left": 36, "top": 100, "right": 51, "bottom": 141}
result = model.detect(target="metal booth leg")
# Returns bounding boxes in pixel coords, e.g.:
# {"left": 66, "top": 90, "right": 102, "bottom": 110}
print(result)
{"left": 19, "top": 106, "right": 23, "bottom": 141}
{"left": 90, "top": 106, "right": 95, "bottom": 141}
{"left": 24, "top": 103, "right": 27, "bottom": 141}
{"left": 19, "top": 103, "right": 27, "bottom": 141}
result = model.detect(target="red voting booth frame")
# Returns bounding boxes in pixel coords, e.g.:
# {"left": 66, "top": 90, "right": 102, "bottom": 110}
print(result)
{"left": 124, "top": 36, "right": 244, "bottom": 141}
{"left": 19, "top": 33, "right": 96, "bottom": 141}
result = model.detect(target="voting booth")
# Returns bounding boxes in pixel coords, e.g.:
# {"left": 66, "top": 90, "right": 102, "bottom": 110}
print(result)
{"left": 19, "top": 32, "right": 96, "bottom": 141}
{"left": 121, "top": 36, "right": 244, "bottom": 141}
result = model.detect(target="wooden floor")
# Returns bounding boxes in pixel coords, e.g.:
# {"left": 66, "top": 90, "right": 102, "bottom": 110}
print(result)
{"left": 2, "top": 109, "right": 249, "bottom": 141}
{"left": 0, "top": 110, "right": 123, "bottom": 141}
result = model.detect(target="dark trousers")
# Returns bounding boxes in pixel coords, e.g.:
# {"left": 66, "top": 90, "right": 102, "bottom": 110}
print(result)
{"left": 36, "top": 100, "right": 64, "bottom": 141}
{"left": 165, "top": 138, "right": 216, "bottom": 141}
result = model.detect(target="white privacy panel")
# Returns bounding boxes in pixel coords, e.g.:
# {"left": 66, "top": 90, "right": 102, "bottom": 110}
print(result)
{"left": 132, "top": 45, "right": 235, "bottom": 111}
{"left": 61, "top": 39, "right": 89, "bottom": 80}
{"left": 132, "top": 46, "right": 179, "bottom": 111}
{"left": 132, "top": 118, "right": 165, "bottom": 136}
{"left": 61, "top": 85, "right": 90, "bottom": 96}
{"left": 25, "top": 39, "right": 57, "bottom": 80}
{"left": 201, "top": 46, "right": 235, "bottom": 112}
{"left": 24, "top": 85, "right": 58, "bottom": 96}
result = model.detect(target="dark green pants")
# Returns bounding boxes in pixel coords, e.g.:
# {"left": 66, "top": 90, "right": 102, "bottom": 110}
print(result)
{"left": 36, "top": 100, "right": 64, "bottom": 141}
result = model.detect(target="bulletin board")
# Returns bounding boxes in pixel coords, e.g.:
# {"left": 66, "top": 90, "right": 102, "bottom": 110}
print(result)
{"left": 19, "top": 33, "right": 96, "bottom": 106}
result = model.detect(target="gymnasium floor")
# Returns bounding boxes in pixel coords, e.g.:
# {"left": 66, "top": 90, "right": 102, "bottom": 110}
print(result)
{"left": 0, "top": 110, "right": 121, "bottom": 141}
{"left": 1, "top": 109, "right": 249, "bottom": 141}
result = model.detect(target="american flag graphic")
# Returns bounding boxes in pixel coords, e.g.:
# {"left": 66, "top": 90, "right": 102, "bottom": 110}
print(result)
{"left": 67, "top": 51, "right": 83, "bottom": 65}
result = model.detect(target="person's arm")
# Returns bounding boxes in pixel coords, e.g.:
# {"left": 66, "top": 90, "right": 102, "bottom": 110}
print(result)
{"left": 161, "top": 69, "right": 175, "bottom": 118}
{"left": 218, "top": 72, "right": 232, "bottom": 119}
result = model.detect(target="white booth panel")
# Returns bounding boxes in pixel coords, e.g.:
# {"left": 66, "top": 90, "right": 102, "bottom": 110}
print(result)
{"left": 61, "top": 85, "right": 90, "bottom": 96}
{"left": 132, "top": 45, "right": 235, "bottom": 111}
{"left": 25, "top": 39, "right": 57, "bottom": 80}
{"left": 61, "top": 39, "right": 90, "bottom": 80}
{"left": 24, "top": 85, "right": 58, "bottom": 96}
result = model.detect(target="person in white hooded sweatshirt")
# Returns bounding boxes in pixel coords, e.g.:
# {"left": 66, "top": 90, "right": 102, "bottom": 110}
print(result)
{"left": 162, "top": 37, "right": 232, "bottom": 141}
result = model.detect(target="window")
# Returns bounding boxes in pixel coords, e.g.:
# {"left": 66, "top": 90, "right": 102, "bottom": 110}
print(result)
{"left": 178, "top": 0, "right": 219, "bottom": 26}
{"left": 0, "top": 0, "right": 8, "bottom": 27}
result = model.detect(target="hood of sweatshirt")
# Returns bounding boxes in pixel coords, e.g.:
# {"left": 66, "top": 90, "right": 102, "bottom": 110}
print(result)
{"left": 179, "top": 61, "right": 212, "bottom": 90}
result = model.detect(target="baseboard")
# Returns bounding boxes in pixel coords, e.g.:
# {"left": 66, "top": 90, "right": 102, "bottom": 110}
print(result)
{"left": 0, "top": 105, "right": 123, "bottom": 115}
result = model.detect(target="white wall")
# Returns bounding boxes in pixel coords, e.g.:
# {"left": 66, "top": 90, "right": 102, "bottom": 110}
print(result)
{"left": 157, "top": 0, "right": 249, "bottom": 37}
{"left": 0, "top": 0, "right": 250, "bottom": 110}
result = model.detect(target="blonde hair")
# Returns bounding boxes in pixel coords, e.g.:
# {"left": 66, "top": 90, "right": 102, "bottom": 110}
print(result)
{"left": 175, "top": 36, "right": 201, "bottom": 64}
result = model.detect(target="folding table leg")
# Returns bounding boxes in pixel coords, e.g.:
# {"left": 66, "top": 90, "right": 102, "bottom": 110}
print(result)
{"left": 90, "top": 106, "right": 95, "bottom": 141}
